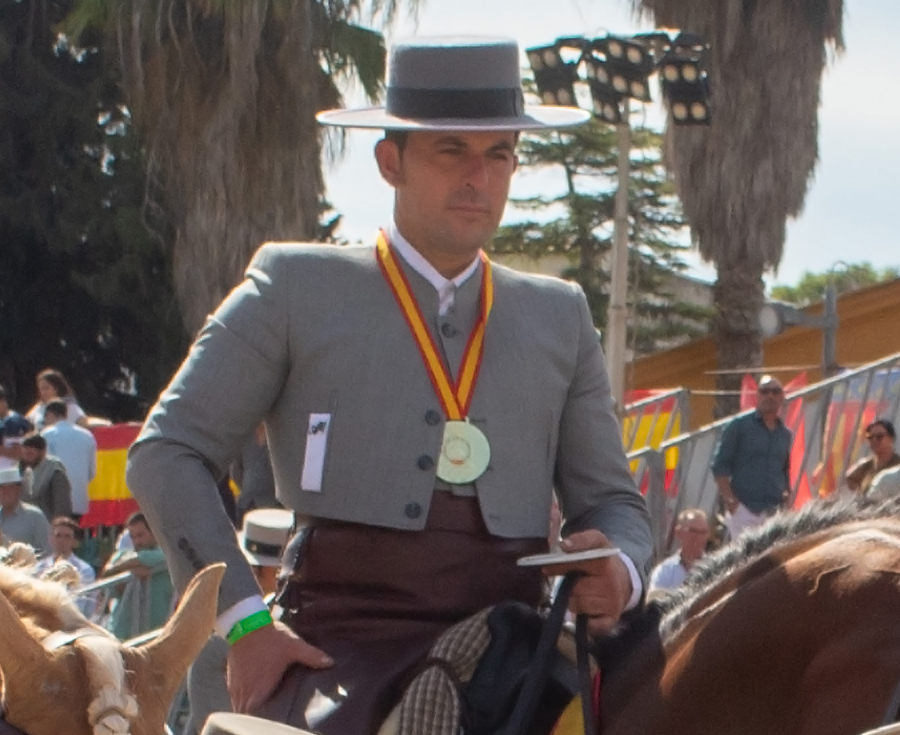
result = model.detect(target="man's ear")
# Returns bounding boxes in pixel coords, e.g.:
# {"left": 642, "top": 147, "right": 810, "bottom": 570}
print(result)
{"left": 374, "top": 138, "right": 404, "bottom": 187}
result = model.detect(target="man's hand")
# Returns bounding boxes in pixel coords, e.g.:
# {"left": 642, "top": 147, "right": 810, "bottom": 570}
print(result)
{"left": 227, "top": 620, "right": 334, "bottom": 713}
{"left": 542, "top": 529, "right": 632, "bottom": 637}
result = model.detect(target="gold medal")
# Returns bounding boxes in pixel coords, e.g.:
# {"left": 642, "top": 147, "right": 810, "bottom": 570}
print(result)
{"left": 376, "top": 232, "right": 494, "bottom": 485}
{"left": 437, "top": 420, "right": 491, "bottom": 484}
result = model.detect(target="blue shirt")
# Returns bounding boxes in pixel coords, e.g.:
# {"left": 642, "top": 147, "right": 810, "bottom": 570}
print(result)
{"left": 711, "top": 411, "right": 792, "bottom": 515}
{"left": 41, "top": 421, "right": 97, "bottom": 515}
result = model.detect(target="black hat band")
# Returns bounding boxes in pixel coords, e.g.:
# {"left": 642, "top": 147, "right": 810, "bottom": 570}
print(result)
{"left": 243, "top": 538, "right": 283, "bottom": 559}
{"left": 386, "top": 87, "right": 525, "bottom": 120}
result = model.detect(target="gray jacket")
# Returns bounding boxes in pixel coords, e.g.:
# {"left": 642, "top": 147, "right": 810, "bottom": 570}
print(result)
{"left": 127, "top": 242, "right": 653, "bottom": 611}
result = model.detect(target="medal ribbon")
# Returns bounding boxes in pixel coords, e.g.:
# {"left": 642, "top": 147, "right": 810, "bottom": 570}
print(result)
{"left": 376, "top": 230, "right": 493, "bottom": 420}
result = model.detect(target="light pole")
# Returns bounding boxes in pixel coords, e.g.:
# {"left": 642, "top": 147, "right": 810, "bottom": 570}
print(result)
{"left": 758, "top": 283, "right": 839, "bottom": 378}
{"left": 605, "top": 98, "right": 631, "bottom": 408}
{"left": 526, "top": 33, "right": 711, "bottom": 409}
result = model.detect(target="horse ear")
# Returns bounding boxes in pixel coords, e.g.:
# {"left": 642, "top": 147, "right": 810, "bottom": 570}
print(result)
{"left": 0, "top": 588, "right": 53, "bottom": 678}
{"left": 138, "top": 563, "right": 225, "bottom": 682}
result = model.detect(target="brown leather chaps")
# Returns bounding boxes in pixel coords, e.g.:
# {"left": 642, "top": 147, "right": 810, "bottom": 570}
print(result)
{"left": 254, "top": 492, "right": 546, "bottom": 735}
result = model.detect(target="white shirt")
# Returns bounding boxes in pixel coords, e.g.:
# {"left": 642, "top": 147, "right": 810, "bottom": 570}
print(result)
{"left": 648, "top": 552, "right": 689, "bottom": 593}
{"left": 388, "top": 223, "right": 480, "bottom": 316}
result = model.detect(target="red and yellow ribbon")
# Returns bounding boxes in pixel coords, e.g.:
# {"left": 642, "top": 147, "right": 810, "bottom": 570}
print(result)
{"left": 376, "top": 230, "right": 493, "bottom": 419}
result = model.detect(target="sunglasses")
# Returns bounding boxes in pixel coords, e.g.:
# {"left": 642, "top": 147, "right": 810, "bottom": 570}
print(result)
{"left": 758, "top": 387, "right": 782, "bottom": 395}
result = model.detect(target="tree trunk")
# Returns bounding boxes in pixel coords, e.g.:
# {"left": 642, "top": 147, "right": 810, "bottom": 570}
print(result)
{"left": 712, "top": 260, "right": 765, "bottom": 418}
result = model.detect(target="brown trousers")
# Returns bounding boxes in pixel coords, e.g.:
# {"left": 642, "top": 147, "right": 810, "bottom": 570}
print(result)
{"left": 255, "top": 492, "right": 546, "bottom": 735}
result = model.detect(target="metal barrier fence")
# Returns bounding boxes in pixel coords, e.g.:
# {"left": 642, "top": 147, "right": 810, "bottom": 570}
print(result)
{"left": 629, "top": 351, "right": 900, "bottom": 560}
{"left": 622, "top": 388, "right": 690, "bottom": 454}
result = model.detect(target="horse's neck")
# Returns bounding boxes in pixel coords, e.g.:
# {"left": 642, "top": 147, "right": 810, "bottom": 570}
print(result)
{"left": 595, "top": 613, "right": 667, "bottom": 730}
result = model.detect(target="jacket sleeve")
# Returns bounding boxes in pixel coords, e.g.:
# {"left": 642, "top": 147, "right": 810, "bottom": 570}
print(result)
{"left": 554, "top": 284, "right": 654, "bottom": 580}
{"left": 50, "top": 468, "right": 73, "bottom": 519}
{"left": 126, "top": 244, "right": 292, "bottom": 612}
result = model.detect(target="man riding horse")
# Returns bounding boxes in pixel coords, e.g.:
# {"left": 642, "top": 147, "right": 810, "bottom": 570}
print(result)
{"left": 126, "top": 36, "right": 654, "bottom": 734}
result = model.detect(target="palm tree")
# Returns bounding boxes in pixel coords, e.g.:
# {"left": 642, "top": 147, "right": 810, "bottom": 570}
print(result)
{"left": 63, "top": 0, "right": 410, "bottom": 334}
{"left": 633, "top": 0, "right": 844, "bottom": 415}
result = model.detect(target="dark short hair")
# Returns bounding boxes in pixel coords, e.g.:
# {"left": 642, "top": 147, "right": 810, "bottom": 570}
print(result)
{"left": 126, "top": 511, "right": 149, "bottom": 529}
{"left": 0, "top": 384, "right": 7, "bottom": 401}
{"left": 867, "top": 419, "right": 896, "bottom": 439}
{"left": 45, "top": 399, "right": 68, "bottom": 419}
{"left": 383, "top": 130, "right": 409, "bottom": 154}
{"left": 22, "top": 433, "right": 47, "bottom": 450}
{"left": 51, "top": 516, "right": 81, "bottom": 534}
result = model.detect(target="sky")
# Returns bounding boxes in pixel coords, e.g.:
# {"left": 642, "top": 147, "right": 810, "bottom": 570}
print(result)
{"left": 323, "top": 0, "right": 900, "bottom": 289}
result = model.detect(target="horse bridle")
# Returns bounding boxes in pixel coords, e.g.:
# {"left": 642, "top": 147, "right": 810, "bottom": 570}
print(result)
{"left": 0, "top": 628, "right": 114, "bottom": 735}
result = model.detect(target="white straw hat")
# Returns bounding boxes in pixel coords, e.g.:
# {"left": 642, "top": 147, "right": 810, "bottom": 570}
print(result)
{"left": 0, "top": 468, "right": 22, "bottom": 486}
{"left": 201, "top": 712, "right": 314, "bottom": 735}
{"left": 237, "top": 508, "right": 293, "bottom": 567}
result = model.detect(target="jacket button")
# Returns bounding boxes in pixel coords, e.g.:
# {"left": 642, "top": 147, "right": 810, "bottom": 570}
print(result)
{"left": 417, "top": 455, "right": 434, "bottom": 471}
{"left": 405, "top": 502, "right": 422, "bottom": 519}
{"left": 440, "top": 322, "right": 459, "bottom": 338}
{"left": 425, "top": 410, "right": 442, "bottom": 426}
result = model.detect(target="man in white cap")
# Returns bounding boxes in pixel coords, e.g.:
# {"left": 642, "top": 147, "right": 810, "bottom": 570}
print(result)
{"left": 0, "top": 467, "right": 51, "bottom": 554}
{"left": 127, "top": 36, "right": 653, "bottom": 733}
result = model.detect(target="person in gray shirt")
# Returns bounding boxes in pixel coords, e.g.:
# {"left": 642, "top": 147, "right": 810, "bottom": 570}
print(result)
{"left": 712, "top": 375, "right": 793, "bottom": 540}
{"left": 0, "top": 467, "right": 51, "bottom": 554}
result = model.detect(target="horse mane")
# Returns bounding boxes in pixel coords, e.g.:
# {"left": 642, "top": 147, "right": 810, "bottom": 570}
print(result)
{"left": 0, "top": 562, "right": 89, "bottom": 635}
{"left": 657, "top": 494, "right": 900, "bottom": 638}
{"left": 595, "top": 494, "right": 900, "bottom": 676}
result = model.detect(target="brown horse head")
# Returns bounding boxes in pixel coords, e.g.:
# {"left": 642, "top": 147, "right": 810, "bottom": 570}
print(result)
{"left": 596, "top": 495, "right": 900, "bottom": 735}
{"left": 0, "top": 562, "right": 225, "bottom": 735}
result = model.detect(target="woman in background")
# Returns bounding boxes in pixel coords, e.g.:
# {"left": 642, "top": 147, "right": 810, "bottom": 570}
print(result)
{"left": 26, "top": 369, "right": 87, "bottom": 430}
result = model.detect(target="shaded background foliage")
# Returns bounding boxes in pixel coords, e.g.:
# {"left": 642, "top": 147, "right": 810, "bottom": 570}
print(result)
{"left": 0, "top": 0, "right": 187, "bottom": 419}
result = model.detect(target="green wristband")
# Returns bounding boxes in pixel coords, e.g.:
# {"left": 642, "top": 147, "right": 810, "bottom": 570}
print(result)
{"left": 226, "top": 609, "right": 273, "bottom": 646}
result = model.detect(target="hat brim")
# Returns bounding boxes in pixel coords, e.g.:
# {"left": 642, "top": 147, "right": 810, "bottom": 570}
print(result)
{"left": 316, "top": 105, "right": 591, "bottom": 131}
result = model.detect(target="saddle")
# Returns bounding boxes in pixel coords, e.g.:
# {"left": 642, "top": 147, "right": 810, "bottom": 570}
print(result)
{"left": 379, "top": 572, "right": 596, "bottom": 735}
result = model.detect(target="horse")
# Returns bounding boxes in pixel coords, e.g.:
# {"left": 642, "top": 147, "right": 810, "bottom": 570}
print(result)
{"left": 0, "top": 560, "right": 224, "bottom": 735}
{"left": 591, "top": 495, "right": 900, "bottom": 735}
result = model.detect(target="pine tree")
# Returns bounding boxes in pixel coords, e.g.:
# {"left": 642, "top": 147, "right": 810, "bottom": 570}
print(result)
{"left": 0, "top": 0, "right": 186, "bottom": 418}
{"left": 489, "top": 117, "right": 711, "bottom": 356}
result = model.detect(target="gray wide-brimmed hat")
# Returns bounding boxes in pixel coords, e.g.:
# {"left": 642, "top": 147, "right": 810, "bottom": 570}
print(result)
{"left": 317, "top": 36, "right": 590, "bottom": 131}
{"left": 201, "top": 713, "right": 314, "bottom": 735}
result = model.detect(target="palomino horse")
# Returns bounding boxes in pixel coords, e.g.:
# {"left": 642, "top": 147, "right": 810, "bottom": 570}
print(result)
{"left": 592, "top": 495, "right": 900, "bottom": 735}
{"left": 0, "top": 561, "right": 224, "bottom": 735}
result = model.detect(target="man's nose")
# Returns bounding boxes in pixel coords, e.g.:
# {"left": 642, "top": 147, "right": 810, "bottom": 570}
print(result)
{"left": 462, "top": 154, "right": 490, "bottom": 188}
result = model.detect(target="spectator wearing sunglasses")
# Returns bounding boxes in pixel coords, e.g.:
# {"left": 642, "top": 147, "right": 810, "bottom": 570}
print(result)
{"left": 712, "top": 375, "right": 793, "bottom": 541}
{"left": 845, "top": 419, "right": 900, "bottom": 495}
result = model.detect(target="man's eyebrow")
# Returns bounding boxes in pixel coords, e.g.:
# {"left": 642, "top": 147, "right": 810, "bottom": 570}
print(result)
{"left": 433, "top": 135, "right": 467, "bottom": 147}
{"left": 488, "top": 140, "right": 516, "bottom": 154}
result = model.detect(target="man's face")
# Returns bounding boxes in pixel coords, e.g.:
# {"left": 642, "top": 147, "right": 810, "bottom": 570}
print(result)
{"left": 376, "top": 130, "right": 518, "bottom": 259}
{"left": 20, "top": 445, "right": 42, "bottom": 468}
{"left": 757, "top": 380, "right": 785, "bottom": 415}
{"left": 0, "top": 482, "right": 21, "bottom": 510}
{"left": 50, "top": 525, "right": 77, "bottom": 556}
{"left": 129, "top": 521, "right": 156, "bottom": 551}
{"left": 675, "top": 516, "right": 710, "bottom": 558}
{"left": 0, "top": 397, "right": 8, "bottom": 418}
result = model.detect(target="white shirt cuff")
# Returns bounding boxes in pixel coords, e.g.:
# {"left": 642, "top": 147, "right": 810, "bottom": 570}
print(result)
{"left": 618, "top": 551, "right": 643, "bottom": 611}
{"left": 215, "top": 595, "right": 268, "bottom": 638}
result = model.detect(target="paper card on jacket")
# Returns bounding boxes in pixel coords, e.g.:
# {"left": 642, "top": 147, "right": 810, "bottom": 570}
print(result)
{"left": 301, "top": 413, "right": 331, "bottom": 492}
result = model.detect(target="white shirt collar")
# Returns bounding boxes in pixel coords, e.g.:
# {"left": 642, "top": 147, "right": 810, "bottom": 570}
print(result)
{"left": 387, "top": 223, "right": 481, "bottom": 316}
